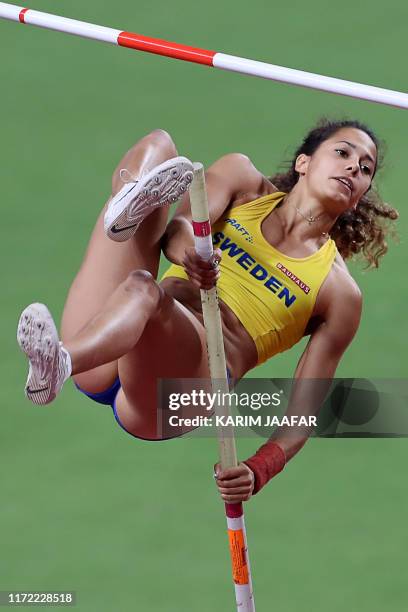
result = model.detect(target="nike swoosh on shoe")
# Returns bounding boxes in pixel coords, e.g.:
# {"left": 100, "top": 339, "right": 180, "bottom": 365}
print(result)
{"left": 111, "top": 222, "right": 139, "bottom": 233}
{"left": 26, "top": 386, "right": 48, "bottom": 394}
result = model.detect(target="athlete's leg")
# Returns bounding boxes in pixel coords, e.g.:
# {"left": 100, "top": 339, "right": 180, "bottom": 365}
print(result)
{"left": 64, "top": 270, "right": 162, "bottom": 374}
{"left": 115, "top": 292, "right": 211, "bottom": 440}
{"left": 60, "top": 129, "right": 180, "bottom": 393}
{"left": 61, "top": 270, "right": 210, "bottom": 439}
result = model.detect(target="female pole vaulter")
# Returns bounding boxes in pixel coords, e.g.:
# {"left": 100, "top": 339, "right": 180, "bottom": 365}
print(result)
{"left": 17, "top": 120, "right": 398, "bottom": 500}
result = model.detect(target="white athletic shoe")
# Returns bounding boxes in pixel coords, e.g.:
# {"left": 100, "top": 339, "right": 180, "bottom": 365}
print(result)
{"left": 104, "top": 156, "right": 194, "bottom": 242}
{"left": 17, "top": 303, "right": 72, "bottom": 405}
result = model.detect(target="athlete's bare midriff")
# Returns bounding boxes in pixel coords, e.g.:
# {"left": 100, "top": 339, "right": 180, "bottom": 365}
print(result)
{"left": 160, "top": 277, "right": 258, "bottom": 379}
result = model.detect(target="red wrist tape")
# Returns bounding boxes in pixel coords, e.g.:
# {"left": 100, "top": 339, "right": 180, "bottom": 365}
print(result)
{"left": 244, "top": 442, "right": 286, "bottom": 495}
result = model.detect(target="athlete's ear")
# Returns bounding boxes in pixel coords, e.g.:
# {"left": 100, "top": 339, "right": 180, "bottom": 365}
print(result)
{"left": 294, "top": 154, "right": 310, "bottom": 176}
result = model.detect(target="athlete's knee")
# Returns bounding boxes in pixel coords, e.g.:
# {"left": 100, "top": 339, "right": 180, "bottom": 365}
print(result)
{"left": 125, "top": 269, "right": 156, "bottom": 290}
{"left": 123, "top": 269, "right": 164, "bottom": 308}
{"left": 148, "top": 129, "right": 178, "bottom": 156}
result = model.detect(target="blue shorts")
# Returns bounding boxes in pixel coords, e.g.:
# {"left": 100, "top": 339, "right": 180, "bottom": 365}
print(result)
{"left": 74, "top": 377, "right": 139, "bottom": 438}
{"left": 74, "top": 378, "right": 194, "bottom": 441}
{"left": 75, "top": 370, "right": 233, "bottom": 441}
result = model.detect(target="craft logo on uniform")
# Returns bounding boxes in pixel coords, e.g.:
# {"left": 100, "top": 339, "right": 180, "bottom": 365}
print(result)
{"left": 276, "top": 262, "right": 310, "bottom": 294}
{"left": 223, "top": 218, "right": 254, "bottom": 243}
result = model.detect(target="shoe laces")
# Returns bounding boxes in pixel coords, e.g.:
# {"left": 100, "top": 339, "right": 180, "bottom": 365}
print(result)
{"left": 58, "top": 341, "right": 72, "bottom": 381}
{"left": 119, "top": 167, "right": 147, "bottom": 184}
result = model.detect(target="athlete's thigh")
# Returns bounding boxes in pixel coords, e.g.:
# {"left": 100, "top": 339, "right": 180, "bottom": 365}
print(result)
{"left": 60, "top": 133, "right": 175, "bottom": 392}
{"left": 60, "top": 204, "right": 169, "bottom": 392}
{"left": 60, "top": 202, "right": 166, "bottom": 339}
{"left": 115, "top": 293, "right": 211, "bottom": 439}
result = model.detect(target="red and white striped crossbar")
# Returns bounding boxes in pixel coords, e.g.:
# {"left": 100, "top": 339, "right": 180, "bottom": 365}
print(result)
{"left": 1, "top": 2, "right": 407, "bottom": 109}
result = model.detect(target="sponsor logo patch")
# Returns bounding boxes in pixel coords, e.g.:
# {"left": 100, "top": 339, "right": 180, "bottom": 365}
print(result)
{"left": 224, "top": 218, "right": 253, "bottom": 243}
{"left": 276, "top": 262, "right": 310, "bottom": 294}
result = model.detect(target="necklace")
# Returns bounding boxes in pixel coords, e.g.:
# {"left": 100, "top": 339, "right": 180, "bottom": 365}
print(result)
{"left": 291, "top": 204, "right": 328, "bottom": 237}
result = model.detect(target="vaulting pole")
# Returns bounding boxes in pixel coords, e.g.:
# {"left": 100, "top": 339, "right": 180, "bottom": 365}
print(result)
{"left": 189, "top": 163, "right": 255, "bottom": 611}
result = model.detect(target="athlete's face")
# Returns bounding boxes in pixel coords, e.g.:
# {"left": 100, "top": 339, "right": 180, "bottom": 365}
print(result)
{"left": 295, "top": 127, "right": 377, "bottom": 212}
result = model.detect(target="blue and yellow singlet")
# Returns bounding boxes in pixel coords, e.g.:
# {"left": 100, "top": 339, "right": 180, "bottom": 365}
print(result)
{"left": 162, "top": 192, "right": 337, "bottom": 364}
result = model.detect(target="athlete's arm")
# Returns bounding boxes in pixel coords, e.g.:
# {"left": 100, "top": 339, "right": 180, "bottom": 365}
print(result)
{"left": 274, "top": 281, "right": 363, "bottom": 458}
{"left": 161, "top": 153, "right": 264, "bottom": 265}
{"left": 215, "top": 282, "right": 363, "bottom": 502}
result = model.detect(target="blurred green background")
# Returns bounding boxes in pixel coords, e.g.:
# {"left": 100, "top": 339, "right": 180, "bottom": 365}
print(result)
{"left": 1, "top": 0, "right": 407, "bottom": 610}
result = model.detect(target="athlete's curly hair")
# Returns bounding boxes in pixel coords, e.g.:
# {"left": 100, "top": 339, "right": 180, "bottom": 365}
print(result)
{"left": 269, "top": 119, "right": 398, "bottom": 268}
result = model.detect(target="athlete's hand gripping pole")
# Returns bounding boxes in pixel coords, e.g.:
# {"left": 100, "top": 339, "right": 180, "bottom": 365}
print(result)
{"left": 189, "top": 162, "right": 255, "bottom": 612}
